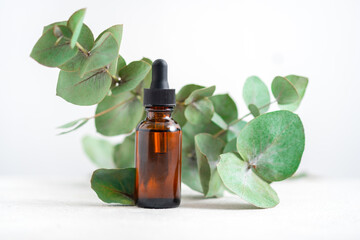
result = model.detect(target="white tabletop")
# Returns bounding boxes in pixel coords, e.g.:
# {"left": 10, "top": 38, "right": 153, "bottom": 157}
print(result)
{"left": 1, "top": 176, "right": 359, "bottom": 240}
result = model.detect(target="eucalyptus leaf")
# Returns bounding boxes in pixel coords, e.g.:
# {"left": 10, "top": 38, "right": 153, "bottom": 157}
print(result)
{"left": 211, "top": 112, "right": 228, "bottom": 130}
{"left": 82, "top": 136, "right": 114, "bottom": 168}
{"left": 80, "top": 32, "right": 118, "bottom": 76}
{"left": 116, "top": 55, "right": 126, "bottom": 72}
{"left": 237, "top": 110, "right": 305, "bottom": 182}
{"left": 111, "top": 60, "right": 151, "bottom": 95}
{"left": 56, "top": 69, "right": 112, "bottom": 106}
{"left": 223, "top": 138, "right": 237, "bottom": 153}
{"left": 140, "top": 57, "right": 153, "bottom": 89}
{"left": 67, "top": 8, "right": 86, "bottom": 48}
{"left": 96, "top": 25, "right": 123, "bottom": 47}
{"left": 243, "top": 76, "right": 270, "bottom": 114}
{"left": 176, "top": 84, "right": 204, "bottom": 102}
{"left": 57, "top": 118, "right": 89, "bottom": 135}
{"left": 271, "top": 76, "right": 299, "bottom": 104}
{"left": 43, "top": 21, "right": 67, "bottom": 33}
{"left": 195, "top": 133, "right": 225, "bottom": 197}
{"left": 31, "top": 25, "right": 77, "bottom": 67}
{"left": 114, "top": 133, "right": 136, "bottom": 168}
{"left": 173, "top": 104, "right": 187, "bottom": 126}
{"left": 59, "top": 24, "right": 94, "bottom": 72}
{"left": 248, "top": 104, "right": 260, "bottom": 117}
{"left": 217, "top": 153, "right": 279, "bottom": 208}
{"left": 184, "top": 98, "right": 214, "bottom": 125}
{"left": 181, "top": 122, "right": 222, "bottom": 193}
{"left": 184, "top": 85, "right": 216, "bottom": 105}
{"left": 91, "top": 168, "right": 135, "bottom": 205}
{"left": 210, "top": 94, "right": 238, "bottom": 123}
{"left": 278, "top": 75, "right": 308, "bottom": 111}
{"left": 95, "top": 92, "right": 144, "bottom": 136}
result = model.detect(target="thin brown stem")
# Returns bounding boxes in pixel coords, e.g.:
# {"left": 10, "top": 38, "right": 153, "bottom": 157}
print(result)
{"left": 76, "top": 42, "right": 89, "bottom": 56}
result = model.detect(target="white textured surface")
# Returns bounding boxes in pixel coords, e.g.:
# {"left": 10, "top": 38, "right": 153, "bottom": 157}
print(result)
{"left": 1, "top": 176, "right": 359, "bottom": 239}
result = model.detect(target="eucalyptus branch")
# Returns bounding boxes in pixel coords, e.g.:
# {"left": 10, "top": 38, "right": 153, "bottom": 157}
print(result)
{"left": 213, "top": 99, "right": 278, "bottom": 138}
{"left": 105, "top": 68, "right": 120, "bottom": 82}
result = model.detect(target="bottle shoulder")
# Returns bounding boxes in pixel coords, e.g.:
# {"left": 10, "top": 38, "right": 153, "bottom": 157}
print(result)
{"left": 136, "top": 118, "right": 181, "bottom": 132}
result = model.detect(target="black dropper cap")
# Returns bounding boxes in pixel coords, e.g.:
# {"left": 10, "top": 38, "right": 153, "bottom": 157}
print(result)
{"left": 143, "top": 59, "right": 176, "bottom": 107}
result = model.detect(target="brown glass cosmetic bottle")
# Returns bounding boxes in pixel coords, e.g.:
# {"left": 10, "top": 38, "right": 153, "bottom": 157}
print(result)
{"left": 135, "top": 59, "right": 182, "bottom": 208}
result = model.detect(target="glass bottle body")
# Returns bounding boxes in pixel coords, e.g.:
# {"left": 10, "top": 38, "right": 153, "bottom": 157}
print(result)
{"left": 135, "top": 106, "right": 182, "bottom": 208}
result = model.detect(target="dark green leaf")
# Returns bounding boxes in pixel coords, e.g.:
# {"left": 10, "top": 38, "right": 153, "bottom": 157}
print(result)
{"left": 271, "top": 76, "right": 299, "bottom": 104}
{"left": 184, "top": 85, "right": 216, "bottom": 105}
{"left": 248, "top": 104, "right": 260, "bottom": 117}
{"left": 195, "top": 133, "right": 225, "bottom": 197}
{"left": 278, "top": 75, "right": 308, "bottom": 111}
{"left": 243, "top": 76, "right": 271, "bottom": 114}
{"left": 210, "top": 94, "right": 238, "bottom": 123}
{"left": 31, "top": 25, "right": 77, "bottom": 67}
{"left": 91, "top": 168, "right": 135, "bottom": 205}
{"left": 95, "top": 92, "right": 144, "bottom": 136}
{"left": 82, "top": 136, "right": 114, "bottom": 168}
{"left": 217, "top": 153, "right": 279, "bottom": 208}
{"left": 67, "top": 8, "right": 86, "bottom": 48}
{"left": 114, "top": 133, "right": 136, "bottom": 168}
{"left": 56, "top": 69, "right": 112, "bottom": 106}
{"left": 80, "top": 32, "right": 118, "bottom": 76}
{"left": 237, "top": 110, "right": 305, "bottom": 182}
{"left": 184, "top": 98, "right": 214, "bottom": 125}
{"left": 111, "top": 60, "right": 151, "bottom": 95}
{"left": 176, "top": 84, "right": 204, "bottom": 102}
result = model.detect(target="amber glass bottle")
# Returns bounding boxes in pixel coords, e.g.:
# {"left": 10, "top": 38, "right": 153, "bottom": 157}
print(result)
{"left": 135, "top": 59, "right": 182, "bottom": 208}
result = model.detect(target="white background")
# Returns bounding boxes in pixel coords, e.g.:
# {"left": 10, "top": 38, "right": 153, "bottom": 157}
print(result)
{"left": 0, "top": 0, "right": 359, "bottom": 177}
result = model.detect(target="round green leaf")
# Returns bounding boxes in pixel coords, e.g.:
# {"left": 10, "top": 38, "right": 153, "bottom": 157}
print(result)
{"left": 96, "top": 25, "right": 123, "bottom": 47}
{"left": 248, "top": 104, "right": 260, "bottom": 117}
{"left": 59, "top": 24, "right": 94, "bottom": 72}
{"left": 140, "top": 58, "right": 152, "bottom": 89}
{"left": 237, "top": 110, "right": 305, "bottom": 182}
{"left": 211, "top": 112, "right": 228, "bottom": 130}
{"left": 31, "top": 25, "right": 78, "bottom": 67}
{"left": 95, "top": 92, "right": 144, "bottom": 136}
{"left": 217, "top": 153, "right": 280, "bottom": 208}
{"left": 80, "top": 32, "right": 119, "bottom": 76}
{"left": 56, "top": 69, "right": 112, "bottom": 106}
{"left": 91, "top": 168, "right": 135, "bottom": 205}
{"left": 243, "top": 76, "right": 271, "bottom": 113}
{"left": 195, "top": 133, "right": 225, "bottom": 197}
{"left": 271, "top": 76, "right": 299, "bottom": 104}
{"left": 82, "top": 136, "right": 114, "bottom": 168}
{"left": 176, "top": 84, "right": 204, "bottom": 102}
{"left": 184, "top": 86, "right": 216, "bottom": 105}
{"left": 114, "top": 133, "right": 136, "bottom": 168}
{"left": 184, "top": 98, "right": 214, "bottom": 125}
{"left": 210, "top": 94, "right": 238, "bottom": 123}
{"left": 111, "top": 60, "right": 151, "bottom": 95}
{"left": 278, "top": 75, "right": 308, "bottom": 111}
{"left": 223, "top": 138, "right": 237, "bottom": 153}
{"left": 67, "top": 8, "right": 86, "bottom": 48}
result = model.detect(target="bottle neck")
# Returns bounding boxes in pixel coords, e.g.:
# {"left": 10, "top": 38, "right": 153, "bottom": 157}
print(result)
{"left": 146, "top": 106, "right": 174, "bottom": 121}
